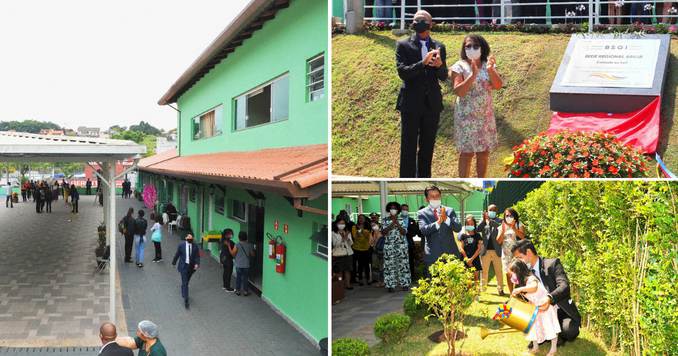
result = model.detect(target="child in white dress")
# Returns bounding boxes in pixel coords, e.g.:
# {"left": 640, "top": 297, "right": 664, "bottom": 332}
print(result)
{"left": 509, "top": 259, "right": 561, "bottom": 355}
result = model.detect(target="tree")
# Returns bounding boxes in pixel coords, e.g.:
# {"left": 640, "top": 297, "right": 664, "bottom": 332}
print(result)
{"left": 129, "top": 121, "right": 161, "bottom": 136}
{"left": 0, "top": 120, "right": 61, "bottom": 133}
{"left": 412, "top": 255, "right": 477, "bottom": 356}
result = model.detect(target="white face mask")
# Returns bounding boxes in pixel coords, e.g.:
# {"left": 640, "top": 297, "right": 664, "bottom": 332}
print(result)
{"left": 337, "top": 224, "right": 345, "bottom": 230}
{"left": 505, "top": 217, "right": 514, "bottom": 224}
{"left": 390, "top": 209, "right": 398, "bottom": 216}
{"left": 429, "top": 200, "right": 441, "bottom": 209}
{"left": 465, "top": 47, "right": 481, "bottom": 61}
{"left": 372, "top": 225, "right": 379, "bottom": 231}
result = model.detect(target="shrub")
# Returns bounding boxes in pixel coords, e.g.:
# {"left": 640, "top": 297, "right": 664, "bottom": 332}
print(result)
{"left": 332, "top": 338, "right": 370, "bottom": 356}
{"left": 506, "top": 131, "right": 650, "bottom": 178}
{"left": 515, "top": 181, "right": 678, "bottom": 355}
{"left": 373, "top": 313, "right": 411, "bottom": 344}
{"left": 403, "top": 292, "right": 427, "bottom": 319}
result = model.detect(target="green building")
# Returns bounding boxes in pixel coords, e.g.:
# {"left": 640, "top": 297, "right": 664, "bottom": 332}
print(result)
{"left": 137, "top": 0, "right": 327, "bottom": 347}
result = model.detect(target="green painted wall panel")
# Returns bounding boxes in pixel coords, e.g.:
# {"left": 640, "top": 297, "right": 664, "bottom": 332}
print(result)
{"left": 177, "top": 0, "right": 328, "bottom": 156}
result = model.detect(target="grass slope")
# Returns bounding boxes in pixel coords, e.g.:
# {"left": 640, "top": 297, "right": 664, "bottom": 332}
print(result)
{"left": 332, "top": 32, "right": 678, "bottom": 177}
{"left": 370, "top": 280, "right": 621, "bottom": 356}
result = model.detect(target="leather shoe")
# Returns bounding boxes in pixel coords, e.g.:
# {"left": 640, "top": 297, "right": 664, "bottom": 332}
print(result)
{"left": 184, "top": 299, "right": 189, "bottom": 309}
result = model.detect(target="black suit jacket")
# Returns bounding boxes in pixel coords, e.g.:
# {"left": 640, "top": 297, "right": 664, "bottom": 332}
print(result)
{"left": 539, "top": 257, "right": 582, "bottom": 324}
{"left": 404, "top": 218, "right": 420, "bottom": 249}
{"left": 99, "top": 342, "right": 133, "bottom": 356}
{"left": 172, "top": 241, "right": 201, "bottom": 273}
{"left": 478, "top": 218, "right": 502, "bottom": 257}
{"left": 395, "top": 34, "right": 448, "bottom": 113}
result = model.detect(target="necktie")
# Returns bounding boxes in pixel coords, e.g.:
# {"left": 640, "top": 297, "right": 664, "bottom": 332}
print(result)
{"left": 531, "top": 269, "right": 540, "bottom": 282}
{"left": 186, "top": 243, "right": 191, "bottom": 264}
{"left": 433, "top": 208, "right": 438, "bottom": 220}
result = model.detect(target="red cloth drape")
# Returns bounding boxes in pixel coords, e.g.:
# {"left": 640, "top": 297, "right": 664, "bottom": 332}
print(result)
{"left": 548, "top": 97, "right": 660, "bottom": 154}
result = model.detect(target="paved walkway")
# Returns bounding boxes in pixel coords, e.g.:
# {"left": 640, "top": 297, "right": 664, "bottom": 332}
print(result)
{"left": 332, "top": 284, "right": 407, "bottom": 346}
{"left": 0, "top": 195, "right": 319, "bottom": 355}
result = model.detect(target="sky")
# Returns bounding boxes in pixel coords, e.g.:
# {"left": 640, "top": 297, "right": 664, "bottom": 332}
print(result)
{"left": 0, "top": 0, "right": 251, "bottom": 131}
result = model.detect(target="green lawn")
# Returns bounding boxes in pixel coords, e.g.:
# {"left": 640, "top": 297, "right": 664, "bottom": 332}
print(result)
{"left": 332, "top": 31, "right": 678, "bottom": 177}
{"left": 370, "top": 284, "right": 621, "bottom": 356}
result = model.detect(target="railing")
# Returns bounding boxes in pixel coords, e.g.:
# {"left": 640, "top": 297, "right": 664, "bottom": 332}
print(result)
{"left": 362, "top": 1, "right": 678, "bottom": 32}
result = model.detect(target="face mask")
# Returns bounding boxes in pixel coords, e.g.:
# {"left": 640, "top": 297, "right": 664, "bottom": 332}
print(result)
{"left": 225, "top": 235, "right": 232, "bottom": 240}
{"left": 465, "top": 47, "right": 481, "bottom": 61}
{"left": 429, "top": 200, "right": 441, "bottom": 209}
{"left": 372, "top": 225, "right": 379, "bottom": 231}
{"left": 337, "top": 224, "right": 345, "bottom": 230}
{"left": 465, "top": 225, "right": 475, "bottom": 232}
{"left": 413, "top": 20, "right": 430, "bottom": 33}
{"left": 401, "top": 211, "right": 409, "bottom": 217}
{"left": 390, "top": 209, "right": 398, "bottom": 216}
{"left": 488, "top": 211, "right": 497, "bottom": 219}
{"left": 505, "top": 216, "right": 515, "bottom": 224}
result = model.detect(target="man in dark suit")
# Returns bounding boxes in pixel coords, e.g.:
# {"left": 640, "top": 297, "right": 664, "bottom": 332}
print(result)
{"left": 417, "top": 186, "right": 462, "bottom": 275}
{"left": 478, "top": 204, "right": 504, "bottom": 295}
{"left": 401, "top": 204, "right": 420, "bottom": 278}
{"left": 396, "top": 10, "right": 448, "bottom": 178}
{"left": 512, "top": 239, "right": 581, "bottom": 348}
{"left": 98, "top": 322, "right": 132, "bottom": 356}
{"left": 172, "top": 234, "right": 200, "bottom": 309}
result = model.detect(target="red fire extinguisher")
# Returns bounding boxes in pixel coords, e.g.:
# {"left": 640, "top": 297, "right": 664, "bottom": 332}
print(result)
{"left": 267, "top": 233, "right": 276, "bottom": 259}
{"left": 275, "top": 240, "right": 286, "bottom": 274}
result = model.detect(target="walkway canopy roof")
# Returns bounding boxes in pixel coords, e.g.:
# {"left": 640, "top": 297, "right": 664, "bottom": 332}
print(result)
{"left": 0, "top": 131, "right": 146, "bottom": 162}
{"left": 332, "top": 180, "right": 479, "bottom": 198}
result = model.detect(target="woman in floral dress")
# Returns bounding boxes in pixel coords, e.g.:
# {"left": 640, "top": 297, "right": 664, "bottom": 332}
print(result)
{"left": 450, "top": 34, "right": 503, "bottom": 178}
{"left": 381, "top": 201, "right": 411, "bottom": 293}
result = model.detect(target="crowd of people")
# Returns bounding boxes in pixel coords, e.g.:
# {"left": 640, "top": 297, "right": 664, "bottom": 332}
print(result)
{"left": 4, "top": 179, "right": 82, "bottom": 213}
{"left": 118, "top": 201, "right": 256, "bottom": 310}
{"left": 366, "top": 0, "right": 676, "bottom": 25}
{"left": 331, "top": 185, "right": 582, "bottom": 352}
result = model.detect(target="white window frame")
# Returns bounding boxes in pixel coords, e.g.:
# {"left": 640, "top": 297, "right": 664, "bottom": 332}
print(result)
{"left": 233, "top": 73, "right": 289, "bottom": 131}
{"left": 306, "top": 53, "right": 325, "bottom": 102}
{"left": 192, "top": 105, "right": 223, "bottom": 140}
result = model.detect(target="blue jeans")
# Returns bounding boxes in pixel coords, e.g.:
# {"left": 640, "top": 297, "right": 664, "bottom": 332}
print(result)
{"left": 236, "top": 267, "right": 250, "bottom": 293}
{"left": 134, "top": 235, "right": 145, "bottom": 263}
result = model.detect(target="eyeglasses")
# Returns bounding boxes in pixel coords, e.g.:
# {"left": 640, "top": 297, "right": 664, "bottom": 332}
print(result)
{"left": 465, "top": 44, "right": 481, "bottom": 50}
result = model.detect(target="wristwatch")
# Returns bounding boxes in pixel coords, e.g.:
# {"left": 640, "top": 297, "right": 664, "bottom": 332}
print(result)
{"left": 547, "top": 293, "right": 555, "bottom": 305}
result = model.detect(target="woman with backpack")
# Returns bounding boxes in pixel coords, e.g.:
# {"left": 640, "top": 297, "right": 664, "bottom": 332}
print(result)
{"left": 228, "top": 231, "right": 255, "bottom": 296}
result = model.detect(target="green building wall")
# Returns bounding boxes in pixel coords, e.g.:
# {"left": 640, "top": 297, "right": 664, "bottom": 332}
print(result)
{"left": 139, "top": 172, "right": 327, "bottom": 343}
{"left": 176, "top": 0, "right": 328, "bottom": 156}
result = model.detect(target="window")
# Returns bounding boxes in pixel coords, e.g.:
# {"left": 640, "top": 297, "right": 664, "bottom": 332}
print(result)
{"left": 311, "top": 223, "right": 328, "bottom": 259}
{"left": 180, "top": 185, "right": 188, "bottom": 213}
{"left": 231, "top": 200, "right": 247, "bottom": 222}
{"left": 307, "top": 53, "right": 324, "bottom": 101}
{"left": 234, "top": 74, "right": 289, "bottom": 130}
{"left": 167, "top": 181, "right": 174, "bottom": 202}
{"left": 192, "top": 105, "right": 223, "bottom": 140}
{"left": 214, "top": 189, "right": 224, "bottom": 215}
{"left": 189, "top": 186, "right": 196, "bottom": 202}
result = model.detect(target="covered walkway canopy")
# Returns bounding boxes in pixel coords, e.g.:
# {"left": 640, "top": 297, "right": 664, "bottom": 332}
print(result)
{"left": 0, "top": 131, "right": 146, "bottom": 324}
{"left": 332, "top": 180, "right": 480, "bottom": 218}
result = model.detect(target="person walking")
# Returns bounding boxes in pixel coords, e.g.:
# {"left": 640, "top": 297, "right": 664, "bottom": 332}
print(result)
{"left": 86, "top": 178, "right": 92, "bottom": 195}
{"left": 70, "top": 184, "right": 79, "bottom": 213}
{"left": 228, "top": 231, "right": 255, "bottom": 296}
{"left": 20, "top": 181, "right": 27, "bottom": 202}
{"left": 150, "top": 213, "right": 163, "bottom": 262}
{"left": 5, "top": 182, "right": 13, "bottom": 208}
{"left": 172, "top": 234, "right": 200, "bottom": 309}
{"left": 134, "top": 210, "right": 148, "bottom": 268}
{"left": 220, "top": 228, "right": 236, "bottom": 292}
{"left": 120, "top": 208, "right": 136, "bottom": 263}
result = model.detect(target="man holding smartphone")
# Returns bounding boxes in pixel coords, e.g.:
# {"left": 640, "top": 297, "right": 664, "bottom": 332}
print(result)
{"left": 395, "top": 10, "right": 447, "bottom": 178}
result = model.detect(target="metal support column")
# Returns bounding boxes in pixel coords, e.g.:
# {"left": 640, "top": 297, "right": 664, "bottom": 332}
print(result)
{"left": 106, "top": 161, "right": 117, "bottom": 324}
{"left": 379, "top": 181, "right": 388, "bottom": 218}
